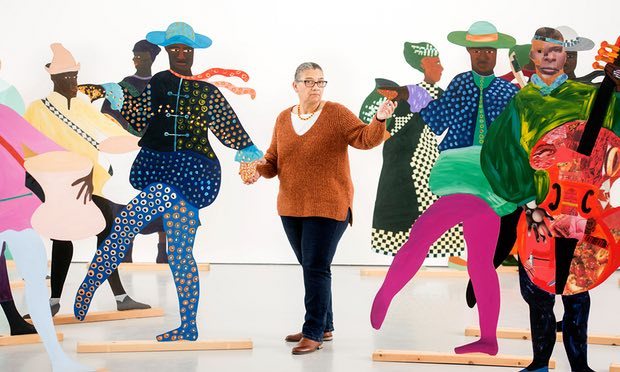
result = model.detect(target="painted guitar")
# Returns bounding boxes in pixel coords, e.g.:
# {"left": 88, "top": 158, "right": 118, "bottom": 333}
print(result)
{"left": 517, "top": 37, "right": 620, "bottom": 295}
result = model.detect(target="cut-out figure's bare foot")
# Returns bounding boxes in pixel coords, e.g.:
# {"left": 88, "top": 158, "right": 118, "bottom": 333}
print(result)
{"left": 454, "top": 339, "right": 498, "bottom": 355}
{"left": 156, "top": 324, "right": 198, "bottom": 342}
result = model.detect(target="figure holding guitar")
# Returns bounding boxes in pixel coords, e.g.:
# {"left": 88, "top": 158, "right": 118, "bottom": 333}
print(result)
{"left": 481, "top": 27, "right": 620, "bottom": 372}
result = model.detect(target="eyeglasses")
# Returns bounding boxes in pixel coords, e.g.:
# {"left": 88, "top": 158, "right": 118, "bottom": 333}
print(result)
{"left": 296, "top": 79, "right": 328, "bottom": 88}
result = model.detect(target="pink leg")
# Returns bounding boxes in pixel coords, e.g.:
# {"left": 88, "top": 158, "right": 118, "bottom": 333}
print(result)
{"left": 454, "top": 205, "right": 500, "bottom": 355}
{"left": 370, "top": 194, "right": 501, "bottom": 355}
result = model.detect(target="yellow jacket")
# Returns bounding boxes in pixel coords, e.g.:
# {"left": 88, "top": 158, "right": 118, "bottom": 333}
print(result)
{"left": 24, "top": 92, "right": 129, "bottom": 195}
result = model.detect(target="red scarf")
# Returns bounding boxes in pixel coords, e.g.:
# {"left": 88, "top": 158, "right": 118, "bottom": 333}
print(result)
{"left": 169, "top": 67, "right": 249, "bottom": 82}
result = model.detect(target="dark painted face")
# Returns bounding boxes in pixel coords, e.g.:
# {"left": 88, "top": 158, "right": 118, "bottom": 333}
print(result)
{"left": 564, "top": 51, "right": 578, "bottom": 76}
{"left": 133, "top": 51, "right": 154, "bottom": 70}
{"left": 50, "top": 71, "right": 78, "bottom": 98}
{"left": 165, "top": 44, "right": 194, "bottom": 74}
{"left": 467, "top": 47, "right": 497, "bottom": 75}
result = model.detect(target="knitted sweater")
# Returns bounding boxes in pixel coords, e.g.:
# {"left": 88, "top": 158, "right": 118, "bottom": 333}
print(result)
{"left": 257, "top": 101, "right": 386, "bottom": 222}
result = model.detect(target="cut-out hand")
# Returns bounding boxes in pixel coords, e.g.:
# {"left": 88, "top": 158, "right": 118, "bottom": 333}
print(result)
{"left": 377, "top": 85, "right": 408, "bottom": 101}
{"left": 523, "top": 204, "right": 553, "bottom": 242}
{"left": 71, "top": 168, "right": 94, "bottom": 204}
{"left": 77, "top": 84, "right": 105, "bottom": 102}
{"left": 604, "top": 63, "right": 620, "bottom": 91}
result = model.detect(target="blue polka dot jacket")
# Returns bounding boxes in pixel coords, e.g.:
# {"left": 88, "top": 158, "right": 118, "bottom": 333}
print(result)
{"left": 420, "top": 71, "right": 519, "bottom": 152}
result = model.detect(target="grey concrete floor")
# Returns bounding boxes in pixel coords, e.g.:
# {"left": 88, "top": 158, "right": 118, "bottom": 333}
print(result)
{"left": 0, "top": 264, "right": 618, "bottom": 371}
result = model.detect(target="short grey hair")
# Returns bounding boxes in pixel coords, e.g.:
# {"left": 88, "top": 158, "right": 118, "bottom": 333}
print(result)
{"left": 294, "top": 62, "right": 322, "bottom": 81}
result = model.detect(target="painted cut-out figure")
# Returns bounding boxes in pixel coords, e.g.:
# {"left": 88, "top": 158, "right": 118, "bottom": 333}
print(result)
{"left": 370, "top": 21, "right": 519, "bottom": 356}
{"left": 73, "top": 22, "right": 263, "bottom": 342}
{"left": 361, "top": 42, "right": 467, "bottom": 259}
{"left": 24, "top": 43, "right": 150, "bottom": 317}
{"left": 83, "top": 39, "right": 168, "bottom": 264}
{"left": 101, "top": 39, "right": 161, "bottom": 134}
{"left": 0, "top": 104, "right": 96, "bottom": 371}
{"left": 481, "top": 27, "right": 620, "bottom": 372}
{"left": 0, "top": 59, "right": 26, "bottom": 264}
{"left": 0, "top": 244, "right": 35, "bottom": 336}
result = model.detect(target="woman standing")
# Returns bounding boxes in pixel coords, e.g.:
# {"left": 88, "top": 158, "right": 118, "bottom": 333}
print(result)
{"left": 256, "top": 62, "right": 395, "bottom": 354}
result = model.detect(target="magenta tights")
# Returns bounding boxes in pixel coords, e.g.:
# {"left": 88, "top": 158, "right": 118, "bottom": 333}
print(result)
{"left": 371, "top": 193, "right": 501, "bottom": 355}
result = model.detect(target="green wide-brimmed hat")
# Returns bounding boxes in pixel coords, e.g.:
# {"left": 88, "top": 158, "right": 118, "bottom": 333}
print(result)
{"left": 447, "top": 21, "right": 515, "bottom": 49}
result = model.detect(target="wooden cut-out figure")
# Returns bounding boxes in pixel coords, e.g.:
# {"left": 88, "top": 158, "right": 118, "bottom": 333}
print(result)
{"left": 73, "top": 22, "right": 263, "bottom": 342}
{"left": 371, "top": 21, "right": 519, "bottom": 356}
{"left": 24, "top": 43, "right": 151, "bottom": 317}
{"left": 481, "top": 27, "right": 620, "bottom": 372}
{"left": 82, "top": 39, "right": 169, "bottom": 264}
{"left": 360, "top": 42, "right": 468, "bottom": 260}
{"left": 0, "top": 104, "right": 96, "bottom": 371}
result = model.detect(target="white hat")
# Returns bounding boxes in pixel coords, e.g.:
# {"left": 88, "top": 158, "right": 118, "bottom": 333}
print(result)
{"left": 556, "top": 26, "right": 595, "bottom": 52}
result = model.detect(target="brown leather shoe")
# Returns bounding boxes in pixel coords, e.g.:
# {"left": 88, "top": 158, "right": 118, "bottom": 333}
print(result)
{"left": 285, "top": 331, "right": 333, "bottom": 342}
{"left": 291, "top": 337, "right": 322, "bottom": 355}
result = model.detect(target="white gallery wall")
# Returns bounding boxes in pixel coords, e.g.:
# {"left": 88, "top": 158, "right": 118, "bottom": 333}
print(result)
{"left": 0, "top": 0, "right": 617, "bottom": 264}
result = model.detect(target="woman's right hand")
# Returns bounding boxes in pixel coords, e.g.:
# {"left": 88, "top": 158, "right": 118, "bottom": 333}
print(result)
{"left": 376, "top": 100, "right": 397, "bottom": 121}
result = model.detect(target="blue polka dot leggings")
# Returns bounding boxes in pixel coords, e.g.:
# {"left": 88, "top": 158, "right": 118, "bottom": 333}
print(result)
{"left": 74, "top": 183, "right": 201, "bottom": 341}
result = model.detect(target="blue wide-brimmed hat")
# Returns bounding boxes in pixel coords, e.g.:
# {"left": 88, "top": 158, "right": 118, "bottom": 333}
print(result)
{"left": 146, "top": 22, "right": 212, "bottom": 49}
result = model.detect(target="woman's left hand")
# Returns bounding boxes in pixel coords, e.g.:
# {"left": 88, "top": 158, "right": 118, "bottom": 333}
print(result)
{"left": 376, "top": 100, "right": 397, "bottom": 121}
{"left": 239, "top": 161, "right": 260, "bottom": 185}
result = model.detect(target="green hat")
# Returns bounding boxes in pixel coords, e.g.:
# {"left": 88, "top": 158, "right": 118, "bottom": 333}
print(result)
{"left": 403, "top": 42, "right": 439, "bottom": 72}
{"left": 447, "top": 21, "right": 515, "bottom": 49}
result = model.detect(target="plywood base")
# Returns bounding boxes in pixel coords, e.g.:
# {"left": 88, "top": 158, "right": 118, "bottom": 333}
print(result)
{"left": 610, "top": 363, "right": 620, "bottom": 372}
{"left": 26, "top": 308, "right": 164, "bottom": 325}
{"left": 77, "top": 339, "right": 253, "bottom": 353}
{"left": 119, "top": 262, "right": 211, "bottom": 272}
{"left": 372, "top": 350, "right": 556, "bottom": 368}
{"left": 9, "top": 279, "right": 50, "bottom": 289}
{"left": 0, "top": 332, "right": 63, "bottom": 346}
{"left": 360, "top": 266, "right": 517, "bottom": 278}
{"left": 465, "top": 326, "right": 620, "bottom": 346}
{"left": 87, "top": 262, "right": 211, "bottom": 272}
{"left": 5, "top": 260, "right": 50, "bottom": 269}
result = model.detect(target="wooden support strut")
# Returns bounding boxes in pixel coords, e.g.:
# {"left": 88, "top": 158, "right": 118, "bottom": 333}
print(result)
{"left": 88, "top": 262, "right": 210, "bottom": 272}
{"left": 5, "top": 260, "right": 50, "bottom": 269}
{"left": 0, "top": 332, "right": 63, "bottom": 346}
{"left": 360, "top": 266, "right": 518, "bottom": 277}
{"left": 465, "top": 326, "right": 620, "bottom": 346}
{"left": 372, "top": 349, "right": 556, "bottom": 368}
{"left": 9, "top": 279, "right": 50, "bottom": 289}
{"left": 77, "top": 339, "right": 253, "bottom": 353}
{"left": 25, "top": 308, "right": 164, "bottom": 325}
{"left": 610, "top": 363, "right": 620, "bottom": 372}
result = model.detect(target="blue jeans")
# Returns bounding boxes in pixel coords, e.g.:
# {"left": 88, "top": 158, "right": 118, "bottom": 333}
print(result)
{"left": 281, "top": 212, "right": 349, "bottom": 342}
